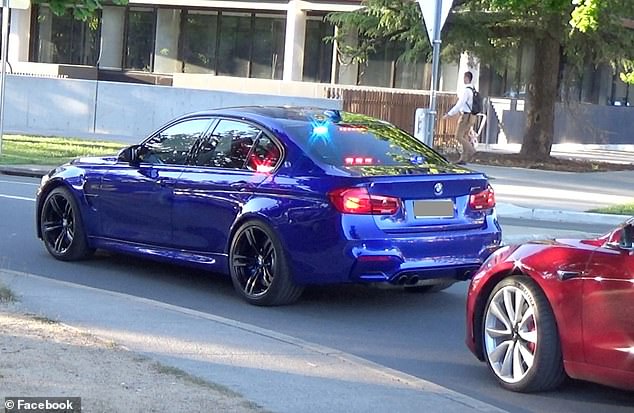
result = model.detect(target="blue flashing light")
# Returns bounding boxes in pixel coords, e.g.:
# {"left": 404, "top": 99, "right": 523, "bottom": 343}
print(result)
{"left": 309, "top": 118, "right": 332, "bottom": 146}
{"left": 313, "top": 125, "right": 329, "bottom": 136}
{"left": 410, "top": 155, "right": 425, "bottom": 165}
{"left": 324, "top": 110, "right": 342, "bottom": 123}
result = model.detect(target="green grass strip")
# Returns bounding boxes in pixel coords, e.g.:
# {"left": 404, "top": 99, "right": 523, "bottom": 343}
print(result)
{"left": 0, "top": 135, "right": 125, "bottom": 165}
{"left": 589, "top": 203, "right": 634, "bottom": 215}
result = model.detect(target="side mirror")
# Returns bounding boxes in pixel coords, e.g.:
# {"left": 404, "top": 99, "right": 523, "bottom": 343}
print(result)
{"left": 619, "top": 224, "right": 634, "bottom": 249}
{"left": 117, "top": 145, "right": 141, "bottom": 165}
{"left": 607, "top": 224, "right": 634, "bottom": 252}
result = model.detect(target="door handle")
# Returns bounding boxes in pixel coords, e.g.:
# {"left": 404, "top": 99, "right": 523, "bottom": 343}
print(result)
{"left": 157, "top": 178, "right": 176, "bottom": 187}
{"left": 231, "top": 181, "right": 250, "bottom": 192}
{"left": 557, "top": 270, "right": 582, "bottom": 280}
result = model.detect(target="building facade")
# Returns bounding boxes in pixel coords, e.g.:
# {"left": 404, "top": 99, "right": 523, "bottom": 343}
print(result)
{"left": 5, "top": 0, "right": 631, "bottom": 104}
{"left": 6, "top": 0, "right": 460, "bottom": 92}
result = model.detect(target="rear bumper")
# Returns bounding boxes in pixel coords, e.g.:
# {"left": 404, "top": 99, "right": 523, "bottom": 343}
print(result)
{"left": 347, "top": 221, "right": 502, "bottom": 284}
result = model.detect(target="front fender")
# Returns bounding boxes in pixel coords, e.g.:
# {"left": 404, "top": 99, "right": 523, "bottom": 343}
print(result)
{"left": 467, "top": 243, "right": 586, "bottom": 365}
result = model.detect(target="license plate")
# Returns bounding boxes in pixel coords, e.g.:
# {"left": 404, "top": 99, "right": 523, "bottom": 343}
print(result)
{"left": 413, "top": 199, "right": 454, "bottom": 218}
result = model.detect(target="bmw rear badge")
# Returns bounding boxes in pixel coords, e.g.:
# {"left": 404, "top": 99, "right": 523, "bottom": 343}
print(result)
{"left": 434, "top": 183, "right": 444, "bottom": 195}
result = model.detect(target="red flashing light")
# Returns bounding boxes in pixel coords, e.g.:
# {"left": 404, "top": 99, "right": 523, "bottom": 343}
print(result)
{"left": 338, "top": 125, "right": 368, "bottom": 132}
{"left": 256, "top": 164, "right": 274, "bottom": 173}
{"left": 344, "top": 156, "right": 375, "bottom": 166}
{"left": 469, "top": 186, "right": 496, "bottom": 211}
{"left": 328, "top": 187, "right": 400, "bottom": 215}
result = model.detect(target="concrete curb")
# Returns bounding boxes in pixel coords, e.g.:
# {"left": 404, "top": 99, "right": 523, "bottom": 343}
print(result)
{"left": 496, "top": 203, "right": 629, "bottom": 226}
{"left": 0, "top": 165, "right": 51, "bottom": 178}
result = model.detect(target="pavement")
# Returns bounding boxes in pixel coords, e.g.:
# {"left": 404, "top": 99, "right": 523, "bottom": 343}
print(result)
{"left": 0, "top": 269, "right": 506, "bottom": 413}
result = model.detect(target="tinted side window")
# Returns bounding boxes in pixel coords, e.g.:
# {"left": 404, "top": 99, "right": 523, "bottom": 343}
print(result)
{"left": 193, "top": 120, "right": 261, "bottom": 169}
{"left": 246, "top": 136, "right": 282, "bottom": 173}
{"left": 141, "top": 118, "right": 211, "bottom": 165}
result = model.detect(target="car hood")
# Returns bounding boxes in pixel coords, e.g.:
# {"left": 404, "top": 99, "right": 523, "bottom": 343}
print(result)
{"left": 70, "top": 155, "right": 119, "bottom": 166}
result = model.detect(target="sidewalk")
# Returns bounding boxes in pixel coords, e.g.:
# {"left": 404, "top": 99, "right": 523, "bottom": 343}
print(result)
{"left": 480, "top": 144, "right": 634, "bottom": 165}
{"left": 0, "top": 269, "right": 505, "bottom": 413}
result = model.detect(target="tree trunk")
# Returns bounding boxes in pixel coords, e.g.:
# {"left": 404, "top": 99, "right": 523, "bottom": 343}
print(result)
{"left": 519, "top": 25, "right": 562, "bottom": 160}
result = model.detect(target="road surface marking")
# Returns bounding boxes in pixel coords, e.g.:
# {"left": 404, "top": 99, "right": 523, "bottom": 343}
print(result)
{"left": 0, "top": 179, "right": 39, "bottom": 186}
{"left": 0, "top": 194, "right": 35, "bottom": 202}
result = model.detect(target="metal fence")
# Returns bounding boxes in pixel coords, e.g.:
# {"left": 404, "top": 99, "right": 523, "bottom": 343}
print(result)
{"left": 324, "top": 86, "right": 460, "bottom": 152}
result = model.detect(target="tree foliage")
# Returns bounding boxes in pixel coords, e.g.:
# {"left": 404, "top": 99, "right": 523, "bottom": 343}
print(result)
{"left": 326, "top": 1, "right": 431, "bottom": 64}
{"left": 327, "top": 0, "right": 634, "bottom": 159}
{"left": 34, "top": 0, "right": 128, "bottom": 20}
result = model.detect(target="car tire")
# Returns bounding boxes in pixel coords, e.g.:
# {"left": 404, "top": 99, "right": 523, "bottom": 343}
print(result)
{"left": 404, "top": 279, "right": 455, "bottom": 293}
{"left": 482, "top": 275, "right": 566, "bottom": 392}
{"left": 40, "top": 186, "right": 94, "bottom": 261}
{"left": 229, "top": 220, "right": 303, "bottom": 306}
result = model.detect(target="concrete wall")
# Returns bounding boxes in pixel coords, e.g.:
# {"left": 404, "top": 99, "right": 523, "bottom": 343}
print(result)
{"left": 4, "top": 75, "right": 342, "bottom": 143}
{"left": 487, "top": 98, "right": 634, "bottom": 145}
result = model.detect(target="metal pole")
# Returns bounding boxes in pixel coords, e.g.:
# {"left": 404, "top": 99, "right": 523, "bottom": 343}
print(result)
{"left": 427, "top": 0, "right": 443, "bottom": 147}
{"left": 0, "top": 1, "right": 9, "bottom": 155}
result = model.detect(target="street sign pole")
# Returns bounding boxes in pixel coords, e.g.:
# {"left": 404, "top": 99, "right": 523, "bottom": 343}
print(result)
{"left": 427, "top": 0, "right": 442, "bottom": 148}
{"left": 0, "top": 0, "right": 8, "bottom": 155}
{"left": 417, "top": 0, "right": 452, "bottom": 147}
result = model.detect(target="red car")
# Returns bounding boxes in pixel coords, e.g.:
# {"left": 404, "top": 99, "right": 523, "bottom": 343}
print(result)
{"left": 466, "top": 220, "right": 634, "bottom": 392}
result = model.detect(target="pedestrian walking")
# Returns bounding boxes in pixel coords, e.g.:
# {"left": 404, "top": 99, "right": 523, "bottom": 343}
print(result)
{"left": 443, "top": 71, "right": 478, "bottom": 164}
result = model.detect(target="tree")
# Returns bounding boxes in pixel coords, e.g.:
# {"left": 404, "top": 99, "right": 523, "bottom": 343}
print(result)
{"left": 328, "top": 0, "right": 634, "bottom": 160}
{"left": 35, "top": 0, "right": 127, "bottom": 20}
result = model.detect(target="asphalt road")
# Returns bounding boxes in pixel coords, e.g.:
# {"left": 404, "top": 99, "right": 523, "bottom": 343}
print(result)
{"left": 1, "top": 175, "right": 633, "bottom": 413}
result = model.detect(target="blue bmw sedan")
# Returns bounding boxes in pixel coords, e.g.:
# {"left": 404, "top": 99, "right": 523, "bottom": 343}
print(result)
{"left": 36, "top": 107, "right": 501, "bottom": 305}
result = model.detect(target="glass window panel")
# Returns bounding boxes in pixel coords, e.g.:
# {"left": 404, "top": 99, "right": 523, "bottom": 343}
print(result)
{"left": 358, "top": 57, "right": 392, "bottom": 87}
{"left": 124, "top": 8, "right": 155, "bottom": 71}
{"left": 303, "top": 19, "right": 334, "bottom": 83}
{"left": 251, "top": 15, "right": 286, "bottom": 80}
{"left": 32, "top": 5, "right": 101, "bottom": 65}
{"left": 182, "top": 10, "right": 218, "bottom": 74}
{"left": 612, "top": 77, "right": 629, "bottom": 105}
{"left": 357, "top": 42, "right": 399, "bottom": 87}
{"left": 141, "top": 118, "right": 212, "bottom": 165}
{"left": 217, "top": 13, "right": 252, "bottom": 78}
{"left": 246, "top": 136, "right": 282, "bottom": 172}
{"left": 196, "top": 120, "right": 261, "bottom": 169}
{"left": 395, "top": 61, "right": 427, "bottom": 90}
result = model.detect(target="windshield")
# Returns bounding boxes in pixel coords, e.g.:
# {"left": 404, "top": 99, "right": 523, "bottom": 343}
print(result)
{"left": 283, "top": 112, "right": 450, "bottom": 168}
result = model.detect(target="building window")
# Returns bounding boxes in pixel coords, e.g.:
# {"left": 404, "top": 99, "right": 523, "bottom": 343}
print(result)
{"left": 180, "top": 10, "right": 285, "bottom": 79}
{"left": 217, "top": 12, "right": 253, "bottom": 78}
{"left": 357, "top": 41, "right": 405, "bottom": 88}
{"left": 182, "top": 10, "right": 218, "bottom": 74}
{"left": 395, "top": 61, "right": 429, "bottom": 90}
{"left": 610, "top": 74, "right": 631, "bottom": 106}
{"left": 303, "top": 18, "right": 333, "bottom": 83}
{"left": 250, "top": 14, "right": 285, "bottom": 79}
{"left": 31, "top": 5, "right": 101, "bottom": 65}
{"left": 124, "top": 7, "right": 156, "bottom": 71}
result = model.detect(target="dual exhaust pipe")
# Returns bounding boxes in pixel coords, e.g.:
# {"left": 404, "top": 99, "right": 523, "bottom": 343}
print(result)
{"left": 396, "top": 275, "right": 420, "bottom": 286}
{"left": 394, "top": 270, "right": 473, "bottom": 286}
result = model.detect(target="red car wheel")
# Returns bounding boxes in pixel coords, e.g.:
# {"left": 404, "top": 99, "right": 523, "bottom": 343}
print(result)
{"left": 482, "top": 275, "right": 566, "bottom": 392}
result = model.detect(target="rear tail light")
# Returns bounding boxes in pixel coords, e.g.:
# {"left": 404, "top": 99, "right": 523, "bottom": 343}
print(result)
{"left": 469, "top": 185, "right": 496, "bottom": 211}
{"left": 328, "top": 187, "right": 400, "bottom": 215}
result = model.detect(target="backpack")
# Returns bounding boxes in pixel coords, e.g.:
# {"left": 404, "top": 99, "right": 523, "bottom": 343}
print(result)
{"left": 467, "top": 86, "right": 483, "bottom": 115}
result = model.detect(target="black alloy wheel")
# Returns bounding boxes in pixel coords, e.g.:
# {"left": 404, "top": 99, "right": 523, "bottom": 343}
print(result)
{"left": 229, "top": 221, "right": 303, "bottom": 306}
{"left": 40, "top": 187, "right": 93, "bottom": 261}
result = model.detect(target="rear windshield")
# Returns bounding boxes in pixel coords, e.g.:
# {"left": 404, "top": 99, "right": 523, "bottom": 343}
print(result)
{"left": 284, "top": 113, "right": 449, "bottom": 168}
